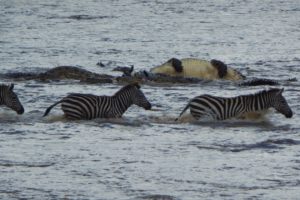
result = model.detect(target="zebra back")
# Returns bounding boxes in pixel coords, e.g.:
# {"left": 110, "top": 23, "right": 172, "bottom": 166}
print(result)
{"left": 0, "top": 84, "right": 24, "bottom": 114}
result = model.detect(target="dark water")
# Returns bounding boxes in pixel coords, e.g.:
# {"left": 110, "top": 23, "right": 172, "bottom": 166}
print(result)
{"left": 0, "top": 0, "right": 300, "bottom": 199}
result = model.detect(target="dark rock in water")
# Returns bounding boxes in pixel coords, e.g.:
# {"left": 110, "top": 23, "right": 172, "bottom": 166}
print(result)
{"left": 116, "top": 76, "right": 142, "bottom": 84}
{"left": 2, "top": 66, "right": 114, "bottom": 83}
{"left": 82, "top": 77, "right": 113, "bottom": 84}
{"left": 39, "top": 66, "right": 113, "bottom": 81}
{"left": 287, "top": 77, "right": 297, "bottom": 82}
{"left": 1, "top": 72, "right": 39, "bottom": 80}
{"left": 113, "top": 65, "right": 134, "bottom": 77}
{"left": 96, "top": 61, "right": 106, "bottom": 67}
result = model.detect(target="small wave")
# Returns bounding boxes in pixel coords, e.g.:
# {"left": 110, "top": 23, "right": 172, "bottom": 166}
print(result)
{"left": 136, "top": 194, "right": 179, "bottom": 200}
{"left": 43, "top": 114, "right": 148, "bottom": 127}
{"left": 0, "top": 189, "right": 20, "bottom": 196}
{"left": 135, "top": 113, "right": 274, "bottom": 127}
{"left": 93, "top": 117, "right": 146, "bottom": 127}
{"left": 264, "top": 138, "right": 300, "bottom": 145}
{"left": 0, "top": 110, "right": 24, "bottom": 123}
{"left": 0, "top": 160, "right": 55, "bottom": 168}
{"left": 194, "top": 138, "right": 300, "bottom": 152}
{"left": 146, "top": 115, "right": 183, "bottom": 124}
{"left": 48, "top": 14, "right": 116, "bottom": 20}
{"left": 93, "top": 49, "right": 123, "bottom": 55}
{"left": 191, "top": 119, "right": 274, "bottom": 129}
{"left": 43, "top": 114, "right": 68, "bottom": 123}
{"left": 175, "top": 111, "right": 274, "bottom": 125}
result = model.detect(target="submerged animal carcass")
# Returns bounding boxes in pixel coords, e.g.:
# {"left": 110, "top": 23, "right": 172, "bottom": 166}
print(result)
{"left": 150, "top": 58, "right": 245, "bottom": 81}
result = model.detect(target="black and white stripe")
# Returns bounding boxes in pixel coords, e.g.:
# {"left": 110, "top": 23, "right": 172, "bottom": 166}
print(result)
{"left": 43, "top": 83, "right": 151, "bottom": 119}
{"left": 176, "top": 88, "right": 293, "bottom": 121}
{"left": 0, "top": 84, "right": 24, "bottom": 114}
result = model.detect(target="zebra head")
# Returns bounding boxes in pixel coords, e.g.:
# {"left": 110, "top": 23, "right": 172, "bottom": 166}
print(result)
{"left": 131, "top": 83, "right": 152, "bottom": 110}
{"left": 1, "top": 84, "right": 24, "bottom": 114}
{"left": 272, "top": 88, "right": 293, "bottom": 118}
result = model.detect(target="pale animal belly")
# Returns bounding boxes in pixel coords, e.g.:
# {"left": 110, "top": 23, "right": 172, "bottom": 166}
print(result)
{"left": 238, "top": 110, "right": 270, "bottom": 120}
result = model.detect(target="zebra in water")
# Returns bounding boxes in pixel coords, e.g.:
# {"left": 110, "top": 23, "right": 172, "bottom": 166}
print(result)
{"left": 176, "top": 88, "right": 293, "bottom": 121}
{"left": 43, "top": 83, "right": 151, "bottom": 119}
{"left": 0, "top": 84, "right": 24, "bottom": 114}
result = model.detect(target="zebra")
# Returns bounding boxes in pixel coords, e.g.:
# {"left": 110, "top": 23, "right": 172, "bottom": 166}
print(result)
{"left": 43, "top": 83, "right": 152, "bottom": 119}
{"left": 0, "top": 84, "right": 24, "bottom": 114}
{"left": 176, "top": 88, "right": 293, "bottom": 121}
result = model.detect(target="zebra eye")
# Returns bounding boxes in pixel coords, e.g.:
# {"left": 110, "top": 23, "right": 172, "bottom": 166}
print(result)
{"left": 280, "top": 100, "right": 286, "bottom": 103}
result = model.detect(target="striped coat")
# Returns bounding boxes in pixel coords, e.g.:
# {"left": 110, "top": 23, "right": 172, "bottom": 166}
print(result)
{"left": 43, "top": 83, "right": 151, "bottom": 119}
{"left": 176, "top": 88, "right": 293, "bottom": 121}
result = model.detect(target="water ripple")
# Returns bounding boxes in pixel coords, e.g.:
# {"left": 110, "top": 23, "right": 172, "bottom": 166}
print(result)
{"left": 0, "top": 160, "right": 55, "bottom": 168}
{"left": 193, "top": 138, "right": 300, "bottom": 152}
{"left": 136, "top": 194, "right": 180, "bottom": 200}
{"left": 47, "top": 14, "right": 117, "bottom": 20}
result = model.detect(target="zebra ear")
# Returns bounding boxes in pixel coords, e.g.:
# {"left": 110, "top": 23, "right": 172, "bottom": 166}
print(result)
{"left": 9, "top": 84, "right": 14, "bottom": 91}
{"left": 132, "top": 82, "right": 141, "bottom": 89}
{"left": 276, "top": 88, "right": 284, "bottom": 95}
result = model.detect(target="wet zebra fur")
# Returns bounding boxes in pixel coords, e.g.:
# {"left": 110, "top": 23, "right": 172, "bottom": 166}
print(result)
{"left": 43, "top": 83, "right": 151, "bottom": 119}
{"left": 0, "top": 84, "right": 24, "bottom": 114}
{"left": 176, "top": 88, "right": 293, "bottom": 121}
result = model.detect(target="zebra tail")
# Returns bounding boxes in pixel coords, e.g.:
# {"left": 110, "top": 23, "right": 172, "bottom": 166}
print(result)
{"left": 175, "top": 103, "right": 190, "bottom": 121}
{"left": 43, "top": 100, "right": 64, "bottom": 117}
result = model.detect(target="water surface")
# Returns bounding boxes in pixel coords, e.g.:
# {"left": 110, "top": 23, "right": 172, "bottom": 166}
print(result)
{"left": 0, "top": 0, "right": 300, "bottom": 199}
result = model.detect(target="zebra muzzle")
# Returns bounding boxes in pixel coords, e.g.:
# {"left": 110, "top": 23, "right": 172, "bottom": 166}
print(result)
{"left": 145, "top": 103, "right": 152, "bottom": 110}
{"left": 285, "top": 111, "right": 293, "bottom": 118}
{"left": 17, "top": 107, "right": 25, "bottom": 115}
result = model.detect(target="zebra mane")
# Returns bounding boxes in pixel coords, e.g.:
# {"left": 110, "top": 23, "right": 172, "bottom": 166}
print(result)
{"left": 251, "top": 88, "right": 282, "bottom": 96}
{"left": 114, "top": 83, "right": 140, "bottom": 96}
{"left": 0, "top": 84, "right": 12, "bottom": 90}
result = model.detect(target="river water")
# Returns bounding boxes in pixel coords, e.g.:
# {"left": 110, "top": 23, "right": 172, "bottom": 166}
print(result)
{"left": 0, "top": 0, "right": 300, "bottom": 199}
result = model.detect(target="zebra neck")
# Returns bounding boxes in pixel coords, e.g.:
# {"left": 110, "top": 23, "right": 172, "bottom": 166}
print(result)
{"left": 113, "top": 93, "right": 133, "bottom": 113}
{"left": 0, "top": 93, "right": 4, "bottom": 105}
{"left": 242, "top": 92, "right": 272, "bottom": 112}
{"left": 0, "top": 86, "right": 6, "bottom": 103}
